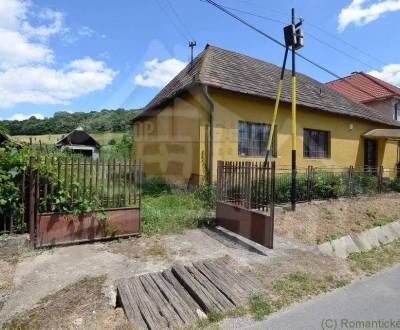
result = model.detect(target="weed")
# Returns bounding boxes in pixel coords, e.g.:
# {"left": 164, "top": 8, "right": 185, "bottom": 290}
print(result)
{"left": 372, "top": 216, "right": 393, "bottom": 227}
{"left": 324, "top": 232, "right": 344, "bottom": 242}
{"left": 248, "top": 295, "right": 273, "bottom": 321}
{"left": 349, "top": 239, "right": 400, "bottom": 275}
{"left": 207, "top": 309, "right": 224, "bottom": 323}
{"left": 141, "top": 191, "right": 213, "bottom": 235}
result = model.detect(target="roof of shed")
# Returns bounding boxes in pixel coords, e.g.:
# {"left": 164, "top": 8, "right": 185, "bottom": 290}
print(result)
{"left": 134, "top": 45, "right": 400, "bottom": 127}
{"left": 56, "top": 127, "right": 100, "bottom": 148}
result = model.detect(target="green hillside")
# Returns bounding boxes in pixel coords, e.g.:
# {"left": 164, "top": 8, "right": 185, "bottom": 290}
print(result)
{"left": 0, "top": 108, "right": 142, "bottom": 136}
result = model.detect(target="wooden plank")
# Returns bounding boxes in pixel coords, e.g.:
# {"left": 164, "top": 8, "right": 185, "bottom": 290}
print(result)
{"left": 202, "top": 260, "right": 252, "bottom": 301}
{"left": 117, "top": 279, "right": 148, "bottom": 329}
{"left": 218, "top": 257, "right": 261, "bottom": 290}
{"left": 185, "top": 265, "right": 234, "bottom": 310}
{"left": 193, "top": 262, "right": 243, "bottom": 305}
{"left": 162, "top": 270, "right": 205, "bottom": 317}
{"left": 172, "top": 265, "right": 223, "bottom": 312}
{"left": 150, "top": 273, "right": 199, "bottom": 324}
{"left": 129, "top": 277, "right": 168, "bottom": 330}
{"left": 204, "top": 260, "right": 256, "bottom": 294}
{"left": 140, "top": 275, "right": 183, "bottom": 328}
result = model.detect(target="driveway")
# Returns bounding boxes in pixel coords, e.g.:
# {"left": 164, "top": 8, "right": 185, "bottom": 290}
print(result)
{"left": 222, "top": 264, "right": 400, "bottom": 330}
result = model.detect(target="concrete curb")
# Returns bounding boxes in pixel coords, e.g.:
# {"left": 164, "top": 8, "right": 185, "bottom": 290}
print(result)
{"left": 317, "top": 221, "right": 400, "bottom": 259}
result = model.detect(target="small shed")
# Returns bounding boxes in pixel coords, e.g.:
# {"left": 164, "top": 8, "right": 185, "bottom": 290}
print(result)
{"left": 56, "top": 127, "right": 100, "bottom": 159}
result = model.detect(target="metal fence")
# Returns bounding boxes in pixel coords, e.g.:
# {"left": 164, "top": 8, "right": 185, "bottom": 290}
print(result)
{"left": 35, "top": 157, "right": 142, "bottom": 213}
{"left": 0, "top": 157, "right": 143, "bottom": 235}
{"left": 275, "top": 166, "right": 400, "bottom": 204}
{"left": 217, "top": 160, "right": 276, "bottom": 212}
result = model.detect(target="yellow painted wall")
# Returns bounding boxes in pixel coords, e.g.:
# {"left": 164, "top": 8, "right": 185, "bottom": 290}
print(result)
{"left": 133, "top": 87, "right": 399, "bottom": 184}
{"left": 133, "top": 89, "right": 209, "bottom": 185}
{"left": 208, "top": 88, "right": 399, "bottom": 180}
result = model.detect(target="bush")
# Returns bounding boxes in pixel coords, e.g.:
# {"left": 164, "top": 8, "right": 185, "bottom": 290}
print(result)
{"left": 108, "top": 139, "right": 116, "bottom": 145}
{"left": 311, "top": 171, "right": 346, "bottom": 199}
{"left": 142, "top": 176, "right": 176, "bottom": 196}
{"left": 194, "top": 184, "right": 217, "bottom": 209}
{"left": 389, "top": 178, "right": 400, "bottom": 192}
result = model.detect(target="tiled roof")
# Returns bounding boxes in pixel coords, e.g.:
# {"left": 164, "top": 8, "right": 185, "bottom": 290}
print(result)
{"left": 134, "top": 45, "right": 400, "bottom": 127}
{"left": 326, "top": 72, "right": 400, "bottom": 103}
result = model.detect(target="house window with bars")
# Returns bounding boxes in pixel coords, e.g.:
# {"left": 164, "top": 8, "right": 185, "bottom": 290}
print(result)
{"left": 238, "top": 121, "right": 276, "bottom": 157}
{"left": 304, "top": 128, "right": 330, "bottom": 158}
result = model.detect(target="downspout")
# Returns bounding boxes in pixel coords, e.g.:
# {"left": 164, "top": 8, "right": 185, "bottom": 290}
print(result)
{"left": 201, "top": 85, "right": 214, "bottom": 184}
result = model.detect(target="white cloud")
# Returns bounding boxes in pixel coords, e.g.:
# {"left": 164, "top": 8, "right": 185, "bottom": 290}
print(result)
{"left": 77, "top": 26, "right": 94, "bottom": 37}
{"left": 368, "top": 64, "right": 400, "bottom": 86}
{"left": 134, "top": 58, "right": 187, "bottom": 88}
{"left": 0, "top": 0, "right": 116, "bottom": 108}
{"left": 338, "top": 0, "right": 400, "bottom": 31}
{"left": 7, "top": 113, "right": 45, "bottom": 121}
{"left": 21, "top": 8, "right": 65, "bottom": 42}
{"left": 0, "top": 29, "right": 53, "bottom": 69}
{"left": 0, "top": 58, "right": 116, "bottom": 108}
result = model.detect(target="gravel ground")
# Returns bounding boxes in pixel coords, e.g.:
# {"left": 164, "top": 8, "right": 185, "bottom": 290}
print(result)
{"left": 0, "top": 228, "right": 278, "bottom": 327}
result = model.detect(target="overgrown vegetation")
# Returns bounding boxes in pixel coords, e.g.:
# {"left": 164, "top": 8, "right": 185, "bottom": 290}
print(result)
{"left": 0, "top": 144, "right": 121, "bottom": 234}
{"left": 349, "top": 239, "right": 400, "bottom": 275}
{"left": 141, "top": 191, "right": 213, "bottom": 235}
{"left": 275, "top": 170, "right": 400, "bottom": 204}
{"left": 140, "top": 176, "right": 216, "bottom": 235}
{"left": 1, "top": 109, "right": 141, "bottom": 135}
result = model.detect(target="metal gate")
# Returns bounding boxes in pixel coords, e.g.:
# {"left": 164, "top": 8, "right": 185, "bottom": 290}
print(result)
{"left": 216, "top": 161, "right": 275, "bottom": 248}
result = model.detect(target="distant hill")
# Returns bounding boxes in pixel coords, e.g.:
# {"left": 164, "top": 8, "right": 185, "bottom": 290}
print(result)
{"left": 0, "top": 109, "right": 142, "bottom": 136}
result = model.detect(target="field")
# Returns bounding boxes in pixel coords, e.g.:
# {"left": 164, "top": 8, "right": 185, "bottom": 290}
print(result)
{"left": 12, "top": 132, "right": 124, "bottom": 146}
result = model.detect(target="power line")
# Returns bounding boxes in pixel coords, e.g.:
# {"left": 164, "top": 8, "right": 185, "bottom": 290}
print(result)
{"left": 203, "top": 0, "right": 396, "bottom": 115}
{"left": 238, "top": 1, "right": 388, "bottom": 66}
{"left": 219, "top": 3, "right": 379, "bottom": 71}
{"left": 155, "top": 0, "right": 191, "bottom": 42}
{"left": 304, "top": 20, "right": 387, "bottom": 67}
{"left": 164, "top": 0, "right": 195, "bottom": 41}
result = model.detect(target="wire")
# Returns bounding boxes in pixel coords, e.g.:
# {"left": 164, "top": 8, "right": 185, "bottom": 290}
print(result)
{"left": 155, "top": 0, "right": 191, "bottom": 42}
{"left": 219, "top": 3, "right": 379, "bottom": 71}
{"left": 304, "top": 20, "right": 387, "bottom": 66}
{"left": 203, "top": 0, "right": 397, "bottom": 116}
{"left": 164, "top": 0, "right": 195, "bottom": 41}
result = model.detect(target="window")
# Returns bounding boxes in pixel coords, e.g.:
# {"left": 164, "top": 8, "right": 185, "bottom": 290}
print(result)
{"left": 303, "top": 129, "right": 330, "bottom": 158}
{"left": 238, "top": 121, "right": 276, "bottom": 157}
{"left": 395, "top": 102, "right": 400, "bottom": 121}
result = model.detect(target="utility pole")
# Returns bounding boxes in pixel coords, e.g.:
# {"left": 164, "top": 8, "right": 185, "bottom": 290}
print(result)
{"left": 189, "top": 41, "right": 197, "bottom": 69}
{"left": 291, "top": 8, "right": 297, "bottom": 211}
{"left": 282, "top": 8, "right": 303, "bottom": 211}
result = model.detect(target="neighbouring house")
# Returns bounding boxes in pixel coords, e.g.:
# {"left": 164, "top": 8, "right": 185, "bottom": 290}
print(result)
{"left": 56, "top": 127, "right": 100, "bottom": 159}
{"left": 132, "top": 45, "right": 400, "bottom": 185}
{"left": 326, "top": 72, "right": 400, "bottom": 123}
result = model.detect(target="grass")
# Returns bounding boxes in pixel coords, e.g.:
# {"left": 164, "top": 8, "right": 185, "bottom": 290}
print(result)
{"left": 372, "top": 216, "right": 394, "bottom": 227}
{"left": 349, "top": 238, "right": 400, "bottom": 275}
{"left": 248, "top": 295, "right": 274, "bottom": 321}
{"left": 141, "top": 191, "right": 213, "bottom": 235}
{"left": 246, "top": 271, "right": 350, "bottom": 322}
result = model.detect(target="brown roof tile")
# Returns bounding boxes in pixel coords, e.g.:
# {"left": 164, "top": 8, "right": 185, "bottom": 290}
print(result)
{"left": 134, "top": 45, "right": 400, "bottom": 127}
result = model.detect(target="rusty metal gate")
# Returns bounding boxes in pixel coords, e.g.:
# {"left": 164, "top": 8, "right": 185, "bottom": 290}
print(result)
{"left": 216, "top": 161, "right": 275, "bottom": 249}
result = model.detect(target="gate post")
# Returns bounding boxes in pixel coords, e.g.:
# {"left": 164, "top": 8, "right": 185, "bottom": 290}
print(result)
{"left": 28, "top": 157, "right": 37, "bottom": 247}
{"left": 269, "top": 161, "right": 276, "bottom": 249}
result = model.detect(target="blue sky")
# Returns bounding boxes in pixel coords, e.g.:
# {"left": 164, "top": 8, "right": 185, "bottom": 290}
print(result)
{"left": 0, "top": 0, "right": 399, "bottom": 120}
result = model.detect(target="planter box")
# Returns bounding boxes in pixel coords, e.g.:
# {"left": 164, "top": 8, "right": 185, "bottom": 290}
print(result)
{"left": 35, "top": 207, "right": 140, "bottom": 247}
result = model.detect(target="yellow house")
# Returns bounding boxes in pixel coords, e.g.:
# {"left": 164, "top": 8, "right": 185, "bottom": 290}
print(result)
{"left": 132, "top": 45, "right": 400, "bottom": 185}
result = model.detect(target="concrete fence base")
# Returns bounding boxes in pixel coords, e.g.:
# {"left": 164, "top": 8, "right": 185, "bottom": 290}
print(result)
{"left": 317, "top": 221, "right": 400, "bottom": 259}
